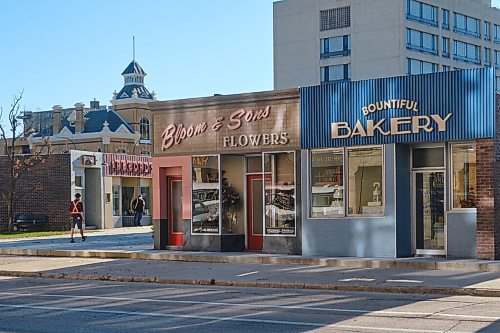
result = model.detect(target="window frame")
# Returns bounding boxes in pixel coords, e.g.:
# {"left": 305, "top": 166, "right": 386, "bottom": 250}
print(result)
{"left": 406, "top": 28, "right": 438, "bottom": 55}
{"left": 453, "top": 40, "right": 480, "bottom": 64}
{"left": 139, "top": 116, "right": 151, "bottom": 142}
{"left": 191, "top": 154, "right": 221, "bottom": 236}
{"left": 346, "top": 146, "right": 385, "bottom": 217}
{"left": 449, "top": 143, "right": 477, "bottom": 212}
{"left": 453, "top": 12, "right": 480, "bottom": 38}
{"left": 263, "top": 150, "right": 297, "bottom": 237}
{"left": 320, "top": 35, "right": 351, "bottom": 59}
{"left": 441, "top": 9, "right": 449, "bottom": 30}
{"left": 407, "top": 58, "right": 438, "bottom": 75}
{"left": 320, "top": 63, "right": 351, "bottom": 83}
{"left": 309, "top": 148, "right": 345, "bottom": 219}
{"left": 406, "top": 0, "right": 438, "bottom": 27}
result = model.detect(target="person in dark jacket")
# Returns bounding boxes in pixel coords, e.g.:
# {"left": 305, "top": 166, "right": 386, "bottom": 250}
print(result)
{"left": 132, "top": 194, "right": 146, "bottom": 226}
{"left": 69, "top": 193, "right": 87, "bottom": 243}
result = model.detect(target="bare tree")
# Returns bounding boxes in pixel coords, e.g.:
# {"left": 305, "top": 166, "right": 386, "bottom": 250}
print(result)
{"left": 0, "top": 92, "right": 51, "bottom": 231}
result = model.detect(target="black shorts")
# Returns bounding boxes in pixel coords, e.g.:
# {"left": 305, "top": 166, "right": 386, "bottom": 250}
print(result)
{"left": 71, "top": 216, "right": 83, "bottom": 229}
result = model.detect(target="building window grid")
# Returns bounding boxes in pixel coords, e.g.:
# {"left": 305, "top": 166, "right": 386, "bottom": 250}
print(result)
{"left": 453, "top": 40, "right": 480, "bottom": 64}
{"left": 406, "top": 0, "right": 437, "bottom": 27}
{"left": 406, "top": 28, "right": 438, "bottom": 55}
{"left": 321, "top": 35, "right": 351, "bottom": 58}
{"left": 453, "top": 12, "right": 480, "bottom": 38}
{"left": 321, "top": 64, "right": 351, "bottom": 83}
{"left": 320, "top": 7, "right": 350, "bottom": 31}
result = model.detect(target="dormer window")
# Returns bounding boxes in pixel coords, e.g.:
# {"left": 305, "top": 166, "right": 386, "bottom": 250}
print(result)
{"left": 140, "top": 117, "right": 150, "bottom": 141}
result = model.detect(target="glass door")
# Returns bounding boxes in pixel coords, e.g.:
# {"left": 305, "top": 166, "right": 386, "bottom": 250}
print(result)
{"left": 414, "top": 171, "right": 445, "bottom": 255}
{"left": 247, "top": 175, "right": 263, "bottom": 251}
{"left": 168, "top": 177, "right": 183, "bottom": 246}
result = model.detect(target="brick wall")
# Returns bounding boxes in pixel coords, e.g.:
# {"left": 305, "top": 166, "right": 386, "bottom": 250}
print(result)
{"left": 0, "top": 154, "right": 72, "bottom": 231}
{"left": 476, "top": 95, "right": 500, "bottom": 260}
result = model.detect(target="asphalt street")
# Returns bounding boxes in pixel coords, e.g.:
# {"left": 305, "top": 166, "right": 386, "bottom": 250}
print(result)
{"left": 0, "top": 277, "right": 499, "bottom": 333}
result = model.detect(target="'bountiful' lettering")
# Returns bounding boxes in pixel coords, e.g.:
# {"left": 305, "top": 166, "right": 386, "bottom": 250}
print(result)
{"left": 332, "top": 114, "right": 453, "bottom": 139}
{"left": 362, "top": 99, "right": 419, "bottom": 116}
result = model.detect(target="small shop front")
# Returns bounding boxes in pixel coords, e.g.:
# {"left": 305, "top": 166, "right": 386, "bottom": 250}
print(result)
{"left": 152, "top": 89, "right": 301, "bottom": 254}
{"left": 300, "top": 68, "right": 497, "bottom": 259}
{"left": 102, "top": 153, "right": 153, "bottom": 228}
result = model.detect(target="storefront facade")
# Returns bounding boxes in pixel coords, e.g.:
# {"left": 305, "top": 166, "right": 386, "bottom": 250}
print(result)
{"left": 102, "top": 153, "right": 153, "bottom": 227}
{"left": 152, "top": 89, "right": 301, "bottom": 254}
{"left": 300, "top": 68, "right": 498, "bottom": 259}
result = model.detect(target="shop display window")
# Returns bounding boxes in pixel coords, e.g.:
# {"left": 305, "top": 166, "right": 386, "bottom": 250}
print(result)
{"left": 221, "top": 156, "right": 244, "bottom": 234}
{"left": 192, "top": 155, "right": 220, "bottom": 234}
{"left": 451, "top": 144, "right": 476, "bottom": 209}
{"left": 264, "top": 152, "right": 296, "bottom": 235}
{"left": 347, "top": 147, "right": 384, "bottom": 216}
{"left": 140, "top": 186, "right": 150, "bottom": 215}
{"left": 310, "top": 149, "right": 344, "bottom": 217}
{"left": 112, "top": 185, "right": 120, "bottom": 216}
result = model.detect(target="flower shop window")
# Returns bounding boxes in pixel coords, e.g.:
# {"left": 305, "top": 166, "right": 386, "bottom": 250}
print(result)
{"left": 220, "top": 155, "right": 244, "bottom": 234}
{"left": 263, "top": 151, "right": 296, "bottom": 236}
{"left": 451, "top": 144, "right": 476, "bottom": 209}
{"left": 192, "top": 155, "right": 220, "bottom": 234}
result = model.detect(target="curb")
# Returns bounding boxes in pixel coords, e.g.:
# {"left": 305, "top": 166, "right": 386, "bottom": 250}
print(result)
{"left": 1, "top": 248, "right": 499, "bottom": 272}
{"left": 0, "top": 270, "right": 499, "bottom": 298}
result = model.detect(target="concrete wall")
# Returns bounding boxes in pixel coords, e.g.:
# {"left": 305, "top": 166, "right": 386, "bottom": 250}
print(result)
{"left": 274, "top": 0, "right": 500, "bottom": 89}
{"left": 301, "top": 145, "right": 396, "bottom": 258}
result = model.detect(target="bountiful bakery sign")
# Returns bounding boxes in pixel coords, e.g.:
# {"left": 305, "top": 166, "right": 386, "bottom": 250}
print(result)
{"left": 331, "top": 99, "right": 453, "bottom": 139}
{"left": 300, "top": 68, "right": 495, "bottom": 149}
{"left": 156, "top": 102, "right": 300, "bottom": 154}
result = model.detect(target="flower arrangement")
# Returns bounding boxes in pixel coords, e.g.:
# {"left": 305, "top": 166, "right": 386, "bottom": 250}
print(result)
{"left": 221, "top": 176, "right": 241, "bottom": 233}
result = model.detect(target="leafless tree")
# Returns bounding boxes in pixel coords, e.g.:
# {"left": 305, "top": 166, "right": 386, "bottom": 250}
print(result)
{"left": 0, "top": 92, "right": 51, "bottom": 231}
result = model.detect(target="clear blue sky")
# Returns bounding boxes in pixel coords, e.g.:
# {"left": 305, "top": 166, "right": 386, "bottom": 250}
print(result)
{"left": 0, "top": 0, "right": 275, "bottom": 113}
{"left": 1, "top": 0, "right": 499, "bottom": 113}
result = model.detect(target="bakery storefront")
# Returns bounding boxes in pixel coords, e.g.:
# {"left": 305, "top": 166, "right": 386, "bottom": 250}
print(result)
{"left": 300, "top": 68, "right": 497, "bottom": 259}
{"left": 152, "top": 89, "right": 301, "bottom": 253}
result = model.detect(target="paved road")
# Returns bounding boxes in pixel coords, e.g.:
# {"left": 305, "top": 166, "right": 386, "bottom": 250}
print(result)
{"left": 1, "top": 256, "right": 499, "bottom": 296}
{"left": 0, "top": 277, "right": 498, "bottom": 333}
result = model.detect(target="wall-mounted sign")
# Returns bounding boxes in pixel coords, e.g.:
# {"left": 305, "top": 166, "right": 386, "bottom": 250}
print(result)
{"left": 153, "top": 94, "right": 300, "bottom": 155}
{"left": 300, "top": 68, "right": 495, "bottom": 149}
{"left": 103, "top": 153, "right": 152, "bottom": 178}
{"left": 81, "top": 155, "right": 96, "bottom": 166}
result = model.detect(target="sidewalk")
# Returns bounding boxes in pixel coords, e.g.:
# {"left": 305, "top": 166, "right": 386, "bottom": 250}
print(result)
{"left": 0, "top": 227, "right": 499, "bottom": 297}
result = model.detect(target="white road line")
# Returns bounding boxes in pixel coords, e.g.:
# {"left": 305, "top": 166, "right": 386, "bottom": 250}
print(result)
{"left": 338, "top": 278, "right": 376, "bottom": 282}
{"left": 0, "top": 303, "right": 472, "bottom": 333}
{"left": 0, "top": 291, "right": 498, "bottom": 321}
{"left": 386, "top": 279, "right": 423, "bottom": 284}
{"left": 237, "top": 271, "right": 259, "bottom": 277}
